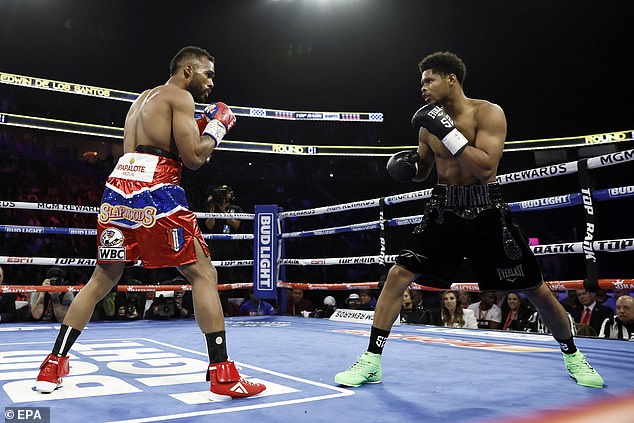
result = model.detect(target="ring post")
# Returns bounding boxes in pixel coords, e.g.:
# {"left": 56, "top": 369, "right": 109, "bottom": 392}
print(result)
{"left": 378, "top": 197, "right": 386, "bottom": 268}
{"left": 254, "top": 205, "right": 280, "bottom": 300}
{"left": 278, "top": 206, "right": 287, "bottom": 311}
{"left": 578, "top": 158, "right": 599, "bottom": 291}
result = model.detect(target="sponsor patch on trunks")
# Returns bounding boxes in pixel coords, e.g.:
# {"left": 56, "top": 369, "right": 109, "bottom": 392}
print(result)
{"left": 110, "top": 153, "right": 158, "bottom": 182}
{"left": 98, "top": 203, "right": 157, "bottom": 227}
{"left": 100, "top": 227, "right": 124, "bottom": 247}
{"left": 98, "top": 247, "right": 126, "bottom": 261}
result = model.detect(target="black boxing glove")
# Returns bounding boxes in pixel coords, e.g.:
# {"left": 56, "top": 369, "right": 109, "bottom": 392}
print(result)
{"left": 412, "top": 104, "right": 468, "bottom": 156}
{"left": 386, "top": 150, "right": 425, "bottom": 183}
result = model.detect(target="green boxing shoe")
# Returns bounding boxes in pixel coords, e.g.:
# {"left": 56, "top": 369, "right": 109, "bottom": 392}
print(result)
{"left": 334, "top": 352, "right": 382, "bottom": 387}
{"left": 563, "top": 350, "right": 605, "bottom": 388}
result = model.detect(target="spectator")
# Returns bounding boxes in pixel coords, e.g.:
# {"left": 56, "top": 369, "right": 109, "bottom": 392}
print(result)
{"left": 439, "top": 290, "right": 477, "bottom": 329}
{"left": 494, "top": 291, "right": 506, "bottom": 309}
{"left": 409, "top": 289, "right": 424, "bottom": 309}
{"left": 204, "top": 184, "right": 245, "bottom": 283}
{"left": 166, "top": 276, "right": 195, "bottom": 319}
{"left": 91, "top": 291, "right": 117, "bottom": 321}
{"left": 220, "top": 291, "right": 242, "bottom": 317}
{"left": 575, "top": 324, "right": 598, "bottom": 337}
{"left": 573, "top": 289, "right": 614, "bottom": 335}
{"left": 560, "top": 290, "right": 581, "bottom": 315}
{"left": 1, "top": 265, "right": 29, "bottom": 322}
{"left": 594, "top": 290, "right": 616, "bottom": 313}
{"left": 501, "top": 292, "right": 533, "bottom": 331}
{"left": 284, "top": 287, "right": 313, "bottom": 316}
{"left": 414, "top": 289, "right": 440, "bottom": 310}
{"left": 458, "top": 291, "right": 475, "bottom": 309}
{"left": 175, "top": 290, "right": 194, "bottom": 319}
{"left": 345, "top": 293, "right": 361, "bottom": 310}
{"left": 116, "top": 302, "right": 140, "bottom": 321}
{"left": 239, "top": 291, "right": 276, "bottom": 316}
{"left": 311, "top": 295, "right": 338, "bottom": 318}
{"left": 145, "top": 292, "right": 177, "bottom": 320}
{"left": 527, "top": 289, "right": 577, "bottom": 335}
{"left": 29, "top": 267, "right": 74, "bottom": 322}
{"left": 400, "top": 288, "right": 431, "bottom": 324}
{"left": 113, "top": 287, "right": 146, "bottom": 321}
{"left": 468, "top": 292, "right": 502, "bottom": 329}
{"left": 358, "top": 289, "right": 377, "bottom": 311}
{"left": 598, "top": 295, "right": 634, "bottom": 340}
{"left": 116, "top": 305, "right": 129, "bottom": 320}
{"left": 125, "top": 299, "right": 142, "bottom": 320}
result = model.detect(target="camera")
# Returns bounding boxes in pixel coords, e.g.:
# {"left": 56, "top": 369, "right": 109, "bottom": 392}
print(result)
{"left": 46, "top": 267, "right": 65, "bottom": 286}
{"left": 207, "top": 185, "right": 233, "bottom": 209}
{"left": 153, "top": 293, "right": 176, "bottom": 319}
{"left": 49, "top": 277, "right": 63, "bottom": 286}
{"left": 158, "top": 303, "right": 175, "bottom": 318}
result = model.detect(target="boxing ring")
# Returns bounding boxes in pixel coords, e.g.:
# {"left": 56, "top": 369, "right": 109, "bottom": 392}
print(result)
{"left": 2, "top": 73, "right": 634, "bottom": 422}
{"left": 2, "top": 318, "right": 634, "bottom": 422}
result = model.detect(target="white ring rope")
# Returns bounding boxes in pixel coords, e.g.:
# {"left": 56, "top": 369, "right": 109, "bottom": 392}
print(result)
{"left": 279, "top": 199, "right": 381, "bottom": 218}
{"left": 1, "top": 184, "right": 631, "bottom": 239}
{"left": 3, "top": 237, "right": 634, "bottom": 269}
{"left": 1, "top": 149, "right": 632, "bottom": 270}
{"left": 1, "top": 149, "right": 631, "bottom": 218}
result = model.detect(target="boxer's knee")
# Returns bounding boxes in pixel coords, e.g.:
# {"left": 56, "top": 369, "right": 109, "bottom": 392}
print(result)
{"left": 86, "top": 263, "right": 124, "bottom": 299}
{"left": 382, "top": 265, "right": 416, "bottom": 298}
{"left": 179, "top": 239, "right": 217, "bottom": 286}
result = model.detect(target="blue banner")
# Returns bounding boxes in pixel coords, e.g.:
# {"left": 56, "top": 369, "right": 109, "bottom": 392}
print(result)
{"left": 254, "top": 205, "right": 279, "bottom": 299}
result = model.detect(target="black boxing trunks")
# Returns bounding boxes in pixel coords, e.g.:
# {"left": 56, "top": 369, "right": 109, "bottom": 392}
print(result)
{"left": 395, "top": 183, "right": 542, "bottom": 291}
{"left": 96, "top": 147, "right": 210, "bottom": 268}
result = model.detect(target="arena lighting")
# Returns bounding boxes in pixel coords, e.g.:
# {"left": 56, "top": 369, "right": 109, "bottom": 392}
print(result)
{"left": 0, "top": 71, "right": 383, "bottom": 123}
{"left": 269, "top": 0, "right": 365, "bottom": 5}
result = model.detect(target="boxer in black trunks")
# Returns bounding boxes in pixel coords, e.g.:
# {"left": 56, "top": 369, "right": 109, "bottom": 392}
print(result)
{"left": 335, "top": 51, "right": 604, "bottom": 389}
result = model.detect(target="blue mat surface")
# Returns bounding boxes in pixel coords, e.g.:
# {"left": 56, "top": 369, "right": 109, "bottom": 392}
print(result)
{"left": 2, "top": 317, "right": 633, "bottom": 422}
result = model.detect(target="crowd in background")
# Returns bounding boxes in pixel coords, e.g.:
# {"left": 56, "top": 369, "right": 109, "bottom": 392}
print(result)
{"left": 2, "top": 126, "right": 632, "bottom": 287}
{"left": 0, "top": 90, "right": 633, "bottom": 341}
{"left": 2, "top": 261, "right": 632, "bottom": 341}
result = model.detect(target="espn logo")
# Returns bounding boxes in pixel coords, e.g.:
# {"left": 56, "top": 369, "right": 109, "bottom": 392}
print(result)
{"left": 98, "top": 247, "right": 126, "bottom": 261}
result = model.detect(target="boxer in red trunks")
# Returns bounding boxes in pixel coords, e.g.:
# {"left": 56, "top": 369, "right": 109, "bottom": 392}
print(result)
{"left": 35, "top": 46, "right": 265, "bottom": 398}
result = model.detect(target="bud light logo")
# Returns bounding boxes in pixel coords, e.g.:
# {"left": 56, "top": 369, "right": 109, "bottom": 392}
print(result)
{"left": 257, "top": 213, "right": 273, "bottom": 290}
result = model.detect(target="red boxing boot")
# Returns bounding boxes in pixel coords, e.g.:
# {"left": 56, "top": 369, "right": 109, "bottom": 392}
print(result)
{"left": 208, "top": 361, "right": 266, "bottom": 398}
{"left": 36, "top": 354, "right": 69, "bottom": 393}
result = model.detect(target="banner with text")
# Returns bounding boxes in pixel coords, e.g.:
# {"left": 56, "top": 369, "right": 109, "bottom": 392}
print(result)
{"left": 254, "top": 205, "right": 280, "bottom": 299}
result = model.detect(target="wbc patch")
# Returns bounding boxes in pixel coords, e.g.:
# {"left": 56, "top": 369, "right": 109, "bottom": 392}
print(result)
{"left": 98, "top": 227, "right": 126, "bottom": 261}
{"left": 100, "top": 227, "right": 124, "bottom": 247}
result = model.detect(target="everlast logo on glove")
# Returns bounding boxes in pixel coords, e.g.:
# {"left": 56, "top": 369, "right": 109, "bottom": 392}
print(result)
{"left": 426, "top": 105, "right": 443, "bottom": 120}
{"left": 496, "top": 264, "right": 525, "bottom": 282}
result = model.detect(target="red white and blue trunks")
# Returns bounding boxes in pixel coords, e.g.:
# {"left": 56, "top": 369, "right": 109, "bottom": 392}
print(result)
{"left": 96, "top": 149, "right": 210, "bottom": 268}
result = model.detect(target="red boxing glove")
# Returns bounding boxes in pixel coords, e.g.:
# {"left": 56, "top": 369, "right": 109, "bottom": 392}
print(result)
{"left": 200, "top": 102, "right": 236, "bottom": 147}
{"left": 195, "top": 114, "right": 207, "bottom": 135}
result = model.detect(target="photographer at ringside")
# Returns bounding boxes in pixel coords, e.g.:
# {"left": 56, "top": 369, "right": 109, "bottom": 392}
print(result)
{"left": 204, "top": 184, "right": 245, "bottom": 283}
{"left": 29, "top": 267, "right": 74, "bottom": 322}
{"left": 145, "top": 292, "right": 177, "bottom": 320}
{"left": 1, "top": 265, "right": 30, "bottom": 323}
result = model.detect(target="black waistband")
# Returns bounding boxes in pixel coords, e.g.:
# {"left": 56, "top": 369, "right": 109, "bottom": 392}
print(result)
{"left": 432, "top": 183, "right": 501, "bottom": 207}
{"left": 135, "top": 145, "right": 180, "bottom": 161}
